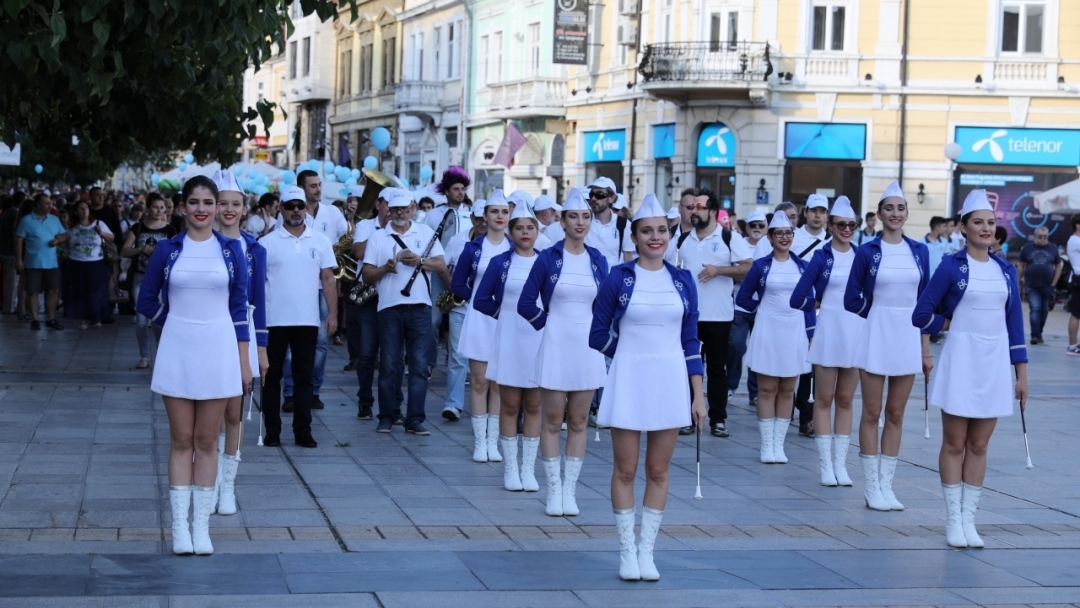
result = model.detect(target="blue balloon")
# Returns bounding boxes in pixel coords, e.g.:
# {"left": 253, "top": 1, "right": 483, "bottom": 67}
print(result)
{"left": 178, "top": 161, "right": 188, "bottom": 171}
{"left": 280, "top": 170, "right": 296, "bottom": 183}
{"left": 323, "top": 161, "right": 335, "bottom": 173}
{"left": 151, "top": 173, "right": 161, "bottom": 185}
{"left": 351, "top": 168, "right": 361, "bottom": 180}
{"left": 34, "top": 164, "right": 43, "bottom": 174}
{"left": 340, "top": 187, "right": 351, "bottom": 197}
{"left": 326, "top": 173, "right": 337, "bottom": 183}
{"left": 420, "top": 166, "right": 434, "bottom": 181}
{"left": 229, "top": 165, "right": 243, "bottom": 175}
{"left": 183, "top": 153, "right": 195, "bottom": 164}
{"left": 371, "top": 127, "right": 391, "bottom": 152}
{"left": 363, "top": 156, "right": 378, "bottom": 170}
{"left": 334, "top": 166, "right": 350, "bottom": 181}
{"left": 345, "top": 177, "right": 357, "bottom": 187}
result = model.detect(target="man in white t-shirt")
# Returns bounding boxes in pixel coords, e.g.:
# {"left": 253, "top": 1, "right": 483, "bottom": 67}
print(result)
{"left": 259, "top": 186, "right": 338, "bottom": 449}
{"left": 583, "top": 177, "right": 633, "bottom": 267}
{"left": 1066, "top": 213, "right": 1080, "bottom": 354}
{"left": 424, "top": 167, "right": 473, "bottom": 375}
{"left": 727, "top": 210, "right": 768, "bottom": 408}
{"left": 675, "top": 190, "right": 752, "bottom": 438}
{"left": 535, "top": 195, "right": 564, "bottom": 242}
{"left": 792, "top": 194, "right": 831, "bottom": 438}
{"left": 362, "top": 191, "right": 451, "bottom": 435}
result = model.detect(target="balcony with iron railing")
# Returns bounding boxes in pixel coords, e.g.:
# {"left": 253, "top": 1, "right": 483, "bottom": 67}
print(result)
{"left": 638, "top": 41, "right": 772, "bottom": 100}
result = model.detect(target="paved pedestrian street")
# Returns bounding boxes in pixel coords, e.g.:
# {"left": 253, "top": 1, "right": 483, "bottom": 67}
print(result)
{"left": 0, "top": 310, "right": 1078, "bottom": 608}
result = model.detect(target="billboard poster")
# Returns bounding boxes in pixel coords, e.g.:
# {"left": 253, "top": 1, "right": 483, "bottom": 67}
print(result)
{"left": 553, "top": 0, "right": 588, "bottom": 65}
{"left": 955, "top": 170, "right": 1077, "bottom": 246}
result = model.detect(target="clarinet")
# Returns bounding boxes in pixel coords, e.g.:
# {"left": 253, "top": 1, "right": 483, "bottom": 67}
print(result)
{"left": 400, "top": 207, "right": 456, "bottom": 297}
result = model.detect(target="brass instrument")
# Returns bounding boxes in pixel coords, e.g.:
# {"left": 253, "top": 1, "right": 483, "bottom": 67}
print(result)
{"left": 435, "top": 289, "right": 467, "bottom": 313}
{"left": 333, "top": 168, "right": 399, "bottom": 283}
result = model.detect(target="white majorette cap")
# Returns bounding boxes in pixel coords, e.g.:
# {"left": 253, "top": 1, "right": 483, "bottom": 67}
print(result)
{"left": 533, "top": 195, "right": 561, "bottom": 213}
{"left": 805, "top": 193, "right": 829, "bottom": 210}
{"left": 387, "top": 191, "right": 414, "bottom": 208}
{"left": 507, "top": 190, "right": 534, "bottom": 210}
{"left": 879, "top": 180, "right": 906, "bottom": 202}
{"left": 613, "top": 193, "right": 628, "bottom": 210}
{"left": 348, "top": 185, "right": 365, "bottom": 198}
{"left": 486, "top": 189, "right": 509, "bottom": 209}
{"left": 747, "top": 211, "right": 767, "bottom": 224}
{"left": 632, "top": 193, "right": 666, "bottom": 221}
{"left": 281, "top": 186, "right": 305, "bottom": 203}
{"left": 562, "top": 188, "right": 589, "bottom": 211}
{"left": 510, "top": 201, "right": 537, "bottom": 222}
{"left": 211, "top": 170, "right": 244, "bottom": 195}
{"left": 588, "top": 176, "right": 617, "bottom": 193}
{"left": 472, "top": 199, "right": 487, "bottom": 217}
{"left": 830, "top": 195, "right": 857, "bottom": 219}
{"left": 666, "top": 206, "right": 680, "bottom": 220}
{"left": 960, "top": 189, "right": 994, "bottom": 216}
{"left": 768, "top": 212, "right": 793, "bottom": 230}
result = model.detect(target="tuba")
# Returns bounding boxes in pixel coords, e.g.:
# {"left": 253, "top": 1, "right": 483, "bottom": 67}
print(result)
{"left": 334, "top": 168, "right": 398, "bottom": 285}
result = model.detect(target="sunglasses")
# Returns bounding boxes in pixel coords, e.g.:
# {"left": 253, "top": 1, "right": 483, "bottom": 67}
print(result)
{"left": 588, "top": 191, "right": 612, "bottom": 200}
{"left": 748, "top": 222, "right": 766, "bottom": 229}
{"left": 281, "top": 201, "right": 306, "bottom": 211}
{"left": 832, "top": 221, "right": 858, "bottom": 231}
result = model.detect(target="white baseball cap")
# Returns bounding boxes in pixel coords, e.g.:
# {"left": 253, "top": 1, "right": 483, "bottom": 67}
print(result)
{"left": 533, "top": 195, "right": 561, "bottom": 213}
{"left": 387, "top": 192, "right": 414, "bottom": 208}
{"left": 281, "top": 186, "right": 305, "bottom": 203}
{"left": 805, "top": 193, "right": 829, "bottom": 210}
{"left": 587, "top": 177, "right": 617, "bottom": 193}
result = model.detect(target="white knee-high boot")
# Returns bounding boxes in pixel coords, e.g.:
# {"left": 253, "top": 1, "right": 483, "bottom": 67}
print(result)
{"left": 543, "top": 456, "right": 563, "bottom": 516}
{"left": 758, "top": 418, "right": 776, "bottom": 464}
{"left": 942, "top": 482, "right": 967, "bottom": 548}
{"left": 832, "top": 435, "right": 854, "bottom": 486}
{"left": 562, "top": 456, "right": 583, "bottom": 516}
{"left": 815, "top": 435, "right": 837, "bottom": 486}
{"left": 860, "top": 454, "right": 890, "bottom": 511}
{"left": 487, "top": 415, "right": 502, "bottom": 462}
{"left": 520, "top": 437, "right": 540, "bottom": 492}
{"left": 614, "top": 508, "right": 640, "bottom": 581}
{"left": 501, "top": 436, "right": 522, "bottom": 491}
{"left": 637, "top": 507, "right": 663, "bottom": 581}
{"left": 169, "top": 485, "right": 193, "bottom": 555}
{"left": 961, "top": 483, "right": 984, "bottom": 548}
{"left": 772, "top": 418, "right": 789, "bottom": 464}
{"left": 471, "top": 414, "right": 488, "bottom": 462}
{"left": 878, "top": 455, "right": 905, "bottom": 510}
{"left": 217, "top": 453, "right": 240, "bottom": 515}
{"left": 191, "top": 486, "right": 215, "bottom": 555}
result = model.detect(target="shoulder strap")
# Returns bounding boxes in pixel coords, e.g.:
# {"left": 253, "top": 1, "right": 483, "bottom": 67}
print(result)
{"left": 616, "top": 215, "right": 627, "bottom": 247}
{"left": 677, "top": 230, "right": 693, "bottom": 249}
{"left": 798, "top": 238, "right": 822, "bottom": 259}
{"left": 722, "top": 228, "right": 731, "bottom": 249}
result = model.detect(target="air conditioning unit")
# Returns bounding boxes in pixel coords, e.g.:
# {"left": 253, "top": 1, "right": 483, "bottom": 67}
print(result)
{"left": 617, "top": 23, "right": 638, "bottom": 46}
{"left": 620, "top": 0, "right": 639, "bottom": 15}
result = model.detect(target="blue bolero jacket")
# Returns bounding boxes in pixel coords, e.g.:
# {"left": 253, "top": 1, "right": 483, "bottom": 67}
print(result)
{"left": 844, "top": 235, "right": 930, "bottom": 324}
{"left": 911, "top": 250, "right": 1028, "bottom": 364}
{"left": 517, "top": 240, "right": 608, "bottom": 330}
{"left": 735, "top": 254, "right": 816, "bottom": 337}
{"left": 136, "top": 230, "right": 250, "bottom": 342}
{"left": 473, "top": 249, "right": 537, "bottom": 320}
{"left": 240, "top": 231, "right": 269, "bottom": 348}
{"left": 789, "top": 242, "right": 855, "bottom": 313}
{"left": 589, "top": 261, "right": 704, "bottom": 376}
{"left": 450, "top": 234, "right": 488, "bottom": 302}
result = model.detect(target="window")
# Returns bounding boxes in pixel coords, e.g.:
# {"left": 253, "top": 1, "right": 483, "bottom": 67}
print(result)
{"left": 360, "top": 44, "right": 374, "bottom": 92}
{"left": 417, "top": 32, "right": 424, "bottom": 80}
{"left": 811, "top": 3, "right": 846, "bottom": 51}
{"left": 433, "top": 27, "right": 442, "bottom": 80}
{"left": 257, "top": 82, "right": 265, "bottom": 103}
{"left": 291, "top": 1, "right": 303, "bottom": 19}
{"left": 528, "top": 23, "right": 541, "bottom": 76}
{"left": 302, "top": 37, "right": 311, "bottom": 76}
{"left": 1001, "top": 2, "right": 1045, "bottom": 53}
{"left": 480, "top": 35, "right": 489, "bottom": 85}
{"left": 493, "top": 31, "right": 503, "bottom": 83}
{"left": 338, "top": 50, "right": 352, "bottom": 98}
{"left": 289, "top": 41, "right": 298, "bottom": 79}
{"left": 448, "top": 23, "right": 459, "bottom": 78}
{"left": 727, "top": 11, "right": 738, "bottom": 47}
{"left": 382, "top": 37, "right": 396, "bottom": 89}
{"left": 664, "top": 14, "right": 671, "bottom": 43}
{"left": 709, "top": 14, "right": 722, "bottom": 51}
{"left": 446, "top": 127, "right": 458, "bottom": 148}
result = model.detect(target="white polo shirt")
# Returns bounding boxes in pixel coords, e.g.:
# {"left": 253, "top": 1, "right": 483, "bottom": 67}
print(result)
{"left": 275, "top": 202, "right": 349, "bottom": 243}
{"left": 352, "top": 217, "right": 388, "bottom": 245}
{"left": 363, "top": 221, "right": 445, "bottom": 311}
{"left": 543, "top": 220, "right": 565, "bottom": 243}
{"left": 678, "top": 224, "right": 752, "bottom": 322}
{"left": 259, "top": 226, "right": 337, "bottom": 327}
{"left": 792, "top": 226, "right": 829, "bottom": 260}
{"left": 425, "top": 204, "right": 472, "bottom": 245}
{"left": 585, "top": 215, "right": 633, "bottom": 268}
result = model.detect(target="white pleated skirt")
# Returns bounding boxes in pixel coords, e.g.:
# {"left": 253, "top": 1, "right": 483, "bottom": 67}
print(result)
{"left": 929, "top": 331, "right": 1014, "bottom": 418}
{"left": 746, "top": 311, "right": 811, "bottom": 378}
{"left": 152, "top": 315, "right": 242, "bottom": 400}
{"left": 457, "top": 304, "right": 497, "bottom": 363}
{"left": 598, "top": 350, "right": 690, "bottom": 431}
{"left": 807, "top": 306, "right": 865, "bottom": 368}
{"left": 532, "top": 314, "right": 606, "bottom": 391}
{"left": 852, "top": 305, "right": 921, "bottom": 376}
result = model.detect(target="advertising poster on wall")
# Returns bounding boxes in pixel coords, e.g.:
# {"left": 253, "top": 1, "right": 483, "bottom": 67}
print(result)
{"left": 954, "top": 170, "right": 1077, "bottom": 246}
{"left": 553, "top": 0, "right": 588, "bottom": 65}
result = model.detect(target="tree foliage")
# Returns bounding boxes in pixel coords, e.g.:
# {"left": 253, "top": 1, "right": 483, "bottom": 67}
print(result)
{"left": 1, "top": 0, "right": 354, "bottom": 180}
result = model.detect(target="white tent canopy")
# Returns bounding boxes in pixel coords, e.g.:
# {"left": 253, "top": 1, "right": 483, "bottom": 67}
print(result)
{"left": 1034, "top": 178, "right": 1080, "bottom": 213}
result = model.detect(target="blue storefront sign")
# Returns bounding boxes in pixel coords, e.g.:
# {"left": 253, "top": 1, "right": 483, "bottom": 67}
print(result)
{"left": 653, "top": 124, "right": 675, "bottom": 159}
{"left": 696, "top": 123, "right": 737, "bottom": 167}
{"left": 784, "top": 123, "right": 867, "bottom": 160}
{"left": 954, "top": 127, "right": 1080, "bottom": 167}
{"left": 583, "top": 129, "right": 626, "bottom": 162}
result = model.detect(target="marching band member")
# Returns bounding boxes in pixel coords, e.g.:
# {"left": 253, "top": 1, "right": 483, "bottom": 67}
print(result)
{"left": 534, "top": 195, "right": 564, "bottom": 243}
{"left": 845, "top": 181, "right": 931, "bottom": 511}
{"left": 913, "top": 190, "right": 1028, "bottom": 548}
{"left": 519, "top": 188, "right": 608, "bottom": 517}
{"left": 790, "top": 196, "right": 864, "bottom": 486}
{"left": 736, "top": 213, "right": 814, "bottom": 464}
{"left": 210, "top": 171, "right": 268, "bottom": 515}
{"left": 590, "top": 194, "right": 705, "bottom": 582}
{"left": 441, "top": 200, "right": 487, "bottom": 422}
{"left": 137, "top": 175, "right": 251, "bottom": 555}
{"left": 452, "top": 191, "right": 512, "bottom": 462}
{"left": 474, "top": 204, "right": 544, "bottom": 491}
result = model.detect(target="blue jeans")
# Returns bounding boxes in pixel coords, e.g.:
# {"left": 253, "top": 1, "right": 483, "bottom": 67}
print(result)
{"left": 1026, "top": 285, "right": 1055, "bottom": 338}
{"left": 355, "top": 297, "right": 402, "bottom": 410}
{"left": 428, "top": 274, "right": 447, "bottom": 369}
{"left": 445, "top": 308, "right": 468, "bottom": 411}
{"left": 727, "top": 309, "right": 757, "bottom": 401}
{"left": 378, "top": 304, "right": 432, "bottom": 427}
{"left": 285, "top": 291, "right": 329, "bottom": 396}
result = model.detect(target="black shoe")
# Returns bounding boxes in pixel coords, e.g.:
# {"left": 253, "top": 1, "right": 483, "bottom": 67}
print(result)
{"left": 45, "top": 319, "right": 63, "bottom": 330}
{"left": 295, "top": 434, "right": 318, "bottom": 448}
{"left": 376, "top": 419, "right": 393, "bottom": 433}
{"left": 312, "top": 396, "right": 324, "bottom": 410}
{"left": 344, "top": 359, "right": 358, "bottom": 371}
{"left": 357, "top": 405, "right": 373, "bottom": 420}
{"left": 262, "top": 434, "right": 281, "bottom": 447}
{"left": 392, "top": 410, "right": 405, "bottom": 426}
{"left": 711, "top": 422, "right": 730, "bottom": 438}
{"left": 282, "top": 397, "right": 294, "bottom": 413}
{"left": 406, "top": 423, "right": 431, "bottom": 436}
{"left": 29, "top": 320, "right": 40, "bottom": 330}
{"left": 442, "top": 407, "right": 460, "bottom": 421}
{"left": 799, "top": 420, "right": 815, "bottom": 438}
{"left": 679, "top": 424, "right": 695, "bottom": 436}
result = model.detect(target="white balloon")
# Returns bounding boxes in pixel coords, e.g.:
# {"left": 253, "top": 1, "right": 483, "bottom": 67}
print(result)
{"left": 943, "top": 142, "right": 962, "bottom": 161}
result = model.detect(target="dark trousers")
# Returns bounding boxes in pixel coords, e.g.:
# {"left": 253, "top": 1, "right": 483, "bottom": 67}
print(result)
{"left": 727, "top": 309, "right": 757, "bottom": 400}
{"left": 264, "top": 325, "right": 318, "bottom": 438}
{"left": 378, "top": 304, "right": 431, "bottom": 428}
{"left": 345, "top": 301, "right": 361, "bottom": 360}
{"left": 699, "top": 320, "right": 732, "bottom": 425}
{"left": 795, "top": 372, "right": 814, "bottom": 424}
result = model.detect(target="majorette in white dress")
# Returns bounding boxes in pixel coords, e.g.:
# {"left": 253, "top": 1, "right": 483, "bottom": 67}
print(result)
{"left": 532, "top": 249, "right": 607, "bottom": 391}
{"left": 808, "top": 247, "right": 864, "bottom": 368}
{"left": 152, "top": 235, "right": 243, "bottom": 400}
{"left": 852, "top": 240, "right": 923, "bottom": 376}
{"left": 457, "top": 236, "right": 511, "bottom": 362}
{"left": 486, "top": 253, "right": 544, "bottom": 388}
{"left": 745, "top": 258, "right": 811, "bottom": 378}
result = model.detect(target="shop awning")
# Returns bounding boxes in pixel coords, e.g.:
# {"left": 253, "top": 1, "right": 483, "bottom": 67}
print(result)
{"left": 1034, "top": 178, "right": 1080, "bottom": 213}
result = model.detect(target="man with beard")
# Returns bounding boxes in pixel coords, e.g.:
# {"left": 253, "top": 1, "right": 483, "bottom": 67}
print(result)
{"left": 584, "top": 177, "right": 632, "bottom": 268}
{"left": 425, "top": 167, "right": 473, "bottom": 379}
{"left": 674, "top": 189, "right": 752, "bottom": 437}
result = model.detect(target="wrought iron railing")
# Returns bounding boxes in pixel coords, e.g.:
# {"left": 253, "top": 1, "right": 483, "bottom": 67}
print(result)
{"left": 638, "top": 41, "right": 772, "bottom": 84}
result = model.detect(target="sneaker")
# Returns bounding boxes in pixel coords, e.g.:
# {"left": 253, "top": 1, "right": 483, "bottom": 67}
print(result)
{"left": 679, "top": 424, "right": 695, "bottom": 436}
{"left": 406, "top": 423, "right": 431, "bottom": 436}
{"left": 312, "top": 396, "right": 324, "bottom": 410}
{"left": 343, "top": 359, "right": 358, "bottom": 371}
{"left": 1068, "top": 344, "right": 1080, "bottom": 356}
{"left": 376, "top": 419, "right": 393, "bottom": 433}
{"left": 727, "top": 389, "right": 734, "bottom": 401}
{"left": 282, "top": 397, "right": 294, "bottom": 413}
{"left": 357, "top": 405, "right": 373, "bottom": 420}
{"left": 749, "top": 397, "right": 757, "bottom": 407}
{"left": 392, "top": 410, "right": 405, "bottom": 425}
{"left": 29, "top": 320, "right": 40, "bottom": 330}
{"left": 711, "top": 422, "right": 730, "bottom": 438}
{"left": 45, "top": 319, "right": 63, "bottom": 330}
{"left": 799, "top": 420, "right": 815, "bottom": 438}
{"left": 442, "top": 406, "right": 461, "bottom": 421}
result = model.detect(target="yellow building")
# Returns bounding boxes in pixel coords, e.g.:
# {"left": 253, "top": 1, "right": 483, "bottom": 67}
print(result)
{"left": 564, "top": 0, "right": 1080, "bottom": 241}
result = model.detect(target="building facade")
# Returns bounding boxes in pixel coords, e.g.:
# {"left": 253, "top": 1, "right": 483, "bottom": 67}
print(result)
{"left": 240, "top": 48, "right": 288, "bottom": 166}
{"left": 279, "top": 3, "right": 339, "bottom": 166}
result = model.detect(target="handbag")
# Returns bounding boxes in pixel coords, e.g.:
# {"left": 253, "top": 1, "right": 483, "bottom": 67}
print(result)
{"left": 98, "top": 221, "right": 120, "bottom": 263}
